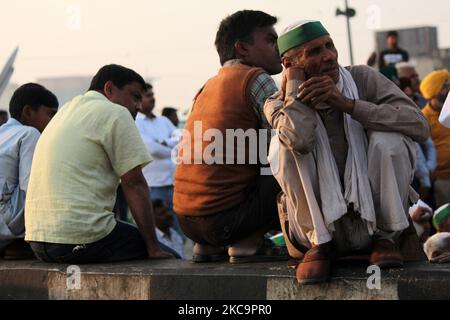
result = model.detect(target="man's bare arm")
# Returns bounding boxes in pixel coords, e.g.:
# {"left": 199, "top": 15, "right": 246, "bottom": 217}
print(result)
{"left": 121, "top": 166, "right": 173, "bottom": 259}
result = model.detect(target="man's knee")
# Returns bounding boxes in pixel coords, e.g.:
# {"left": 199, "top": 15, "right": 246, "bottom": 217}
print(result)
{"left": 368, "top": 131, "right": 414, "bottom": 161}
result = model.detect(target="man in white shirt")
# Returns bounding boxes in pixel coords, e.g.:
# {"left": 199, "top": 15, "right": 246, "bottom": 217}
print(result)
{"left": 152, "top": 199, "right": 184, "bottom": 259}
{"left": 25, "top": 65, "right": 174, "bottom": 264}
{"left": 0, "top": 83, "right": 58, "bottom": 259}
{"left": 162, "top": 107, "right": 180, "bottom": 127}
{"left": 135, "top": 83, "right": 184, "bottom": 239}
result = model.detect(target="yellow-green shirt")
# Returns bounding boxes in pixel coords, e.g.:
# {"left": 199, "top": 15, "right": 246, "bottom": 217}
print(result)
{"left": 25, "top": 91, "right": 152, "bottom": 244}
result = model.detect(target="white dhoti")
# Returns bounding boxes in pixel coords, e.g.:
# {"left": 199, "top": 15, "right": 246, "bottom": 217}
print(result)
{"left": 270, "top": 130, "right": 416, "bottom": 254}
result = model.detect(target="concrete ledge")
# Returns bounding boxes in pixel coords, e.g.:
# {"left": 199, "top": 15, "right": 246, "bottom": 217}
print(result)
{"left": 0, "top": 258, "right": 449, "bottom": 300}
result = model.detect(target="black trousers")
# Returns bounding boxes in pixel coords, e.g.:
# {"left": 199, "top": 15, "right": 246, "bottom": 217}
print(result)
{"left": 178, "top": 175, "right": 281, "bottom": 247}
{"left": 29, "top": 220, "right": 180, "bottom": 263}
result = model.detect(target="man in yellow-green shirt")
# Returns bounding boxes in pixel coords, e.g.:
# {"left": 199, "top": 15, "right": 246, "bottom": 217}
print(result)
{"left": 25, "top": 64, "right": 175, "bottom": 263}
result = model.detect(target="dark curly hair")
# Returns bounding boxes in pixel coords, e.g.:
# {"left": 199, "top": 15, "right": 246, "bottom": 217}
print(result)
{"left": 214, "top": 10, "right": 277, "bottom": 65}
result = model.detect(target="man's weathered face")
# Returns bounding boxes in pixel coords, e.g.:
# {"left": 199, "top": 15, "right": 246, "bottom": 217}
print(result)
{"left": 141, "top": 87, "right": 156, "bottom": 116}
{"left": 109, "top": 82, "right": 143, "bottom": 119}
{"left": 243, "top": 26, "right": 282, "bottom": 75}
{"left": 287, "top": 35, "right": 339, "bottom": 83}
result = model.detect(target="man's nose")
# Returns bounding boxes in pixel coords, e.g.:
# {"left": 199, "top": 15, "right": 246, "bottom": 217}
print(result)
{"left": 322, "top": 49, "right": 336, "bottom": 62}
{"left": 136, "top": 101, "right": 142, "bottom": 111}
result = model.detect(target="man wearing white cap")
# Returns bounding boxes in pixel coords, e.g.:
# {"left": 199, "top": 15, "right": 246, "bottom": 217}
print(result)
{"left": 423, "top": 204, "right": 450, "bottom": 264}
{"left": 433, "top": 203, "right": 450, "bottom": 233}
{"left": 424, "top": 232, "right": 450, "bottom": 264}
{"left": 264, "top": 20, "right": 430, "bottom": 284}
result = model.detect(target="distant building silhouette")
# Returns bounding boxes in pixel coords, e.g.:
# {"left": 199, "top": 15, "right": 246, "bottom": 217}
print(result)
{"left": 37, "top": 76, "right": 92, "bottom": 107}
{"left": 0, "top": 77, "right": 93, "bottom": 112}
{"left": 0, "top": 83, "right": 19, "bottom": 112}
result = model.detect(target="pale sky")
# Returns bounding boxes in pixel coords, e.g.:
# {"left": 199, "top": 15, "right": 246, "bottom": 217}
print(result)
{"left": 1, "top": 0, "right": 449, "bottom": 112}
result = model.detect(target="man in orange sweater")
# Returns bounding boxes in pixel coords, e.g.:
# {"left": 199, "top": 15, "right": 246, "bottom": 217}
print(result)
{"left": 174, "top": 10, "right": 286, "bottom": 263}
{"left": 420, "top": 70, "right": 450, "bottom": 207}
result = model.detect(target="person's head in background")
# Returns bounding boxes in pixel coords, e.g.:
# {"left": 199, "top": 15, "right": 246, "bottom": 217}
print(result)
{"left": 162, "top": 107, "right": 179, "bottom": 127}
{"left": 433, "top": 203, "right": 450, "bottom": 233}
{"left": 420, "top": 69, "right": 450, "bottom": 113}
{"left": 0, "top": 110, "right": 8, "bottom": 126}
{"left": 88, "top": 64, "right": 146, "bottom": 120}
{"left": 424, "top": 232, "right": 450, "bottom": 263}
{"left": 399, "top": 77, "right": 415, "bottom": 101}
{"left": 9, "top": 83, "right": 59, "bottom": 133}
{"left": 386, "top": 30, "right": 399, "bottom": 50}
{"left": 215, "top": 10, "right": 282, "bottom": 75}
{"left": 152, "top": 199, "right": 173, "bottom": 235}
{"left": 396, "top": 62, "right": 421, "bottom": 94}
{"left": 140, "top": 83, "right": 156, "bottom": 119}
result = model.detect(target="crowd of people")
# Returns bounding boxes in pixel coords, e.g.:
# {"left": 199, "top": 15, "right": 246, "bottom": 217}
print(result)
{"left": 0, "top": 9, "right": 449, "bottom": 285}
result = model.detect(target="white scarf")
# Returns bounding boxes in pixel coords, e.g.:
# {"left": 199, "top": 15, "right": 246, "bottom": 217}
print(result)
{"left": 310, "top": 65, "right": 376, "bottom": 234}
{"left": 439, "top": 92, "right": 450, "bottom": 128}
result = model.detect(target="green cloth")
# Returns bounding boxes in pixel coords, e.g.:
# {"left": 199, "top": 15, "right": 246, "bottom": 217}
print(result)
{"left": 433, "top": 203, "right": 450, "bottom": 230}
{"left": 270, "top": 232, "right": 286, "bottom": 246}
{"left": 277, "top": 21, "right": 329, "bottom": 56}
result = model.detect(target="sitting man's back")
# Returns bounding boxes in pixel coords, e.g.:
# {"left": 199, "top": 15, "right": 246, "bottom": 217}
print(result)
{"left": 25, "top": 64, "right": 175, "bottom": 263}
{"left": 26, "top": 90, "right": 139, "bottom": 243}
{"left": 0, "top": 83, "right": 58, "bottom": 259}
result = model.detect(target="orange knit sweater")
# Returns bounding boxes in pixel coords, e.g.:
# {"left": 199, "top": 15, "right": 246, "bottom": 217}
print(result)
{"left": 174, "top": 64, "right": 264, "bottom": 216}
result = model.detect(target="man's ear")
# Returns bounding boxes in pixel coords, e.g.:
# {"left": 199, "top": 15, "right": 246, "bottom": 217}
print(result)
{"left": 20, "top": 105, "right": 33, "bottom": 123}
{"left": 234, "top": 41, "right": 249, "bottom": 59}
{"left": 20, "top": 105, "right": 42, "bottom": 127}
{"left": 103, "top": 81, "right": 115, "bottom": 99}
